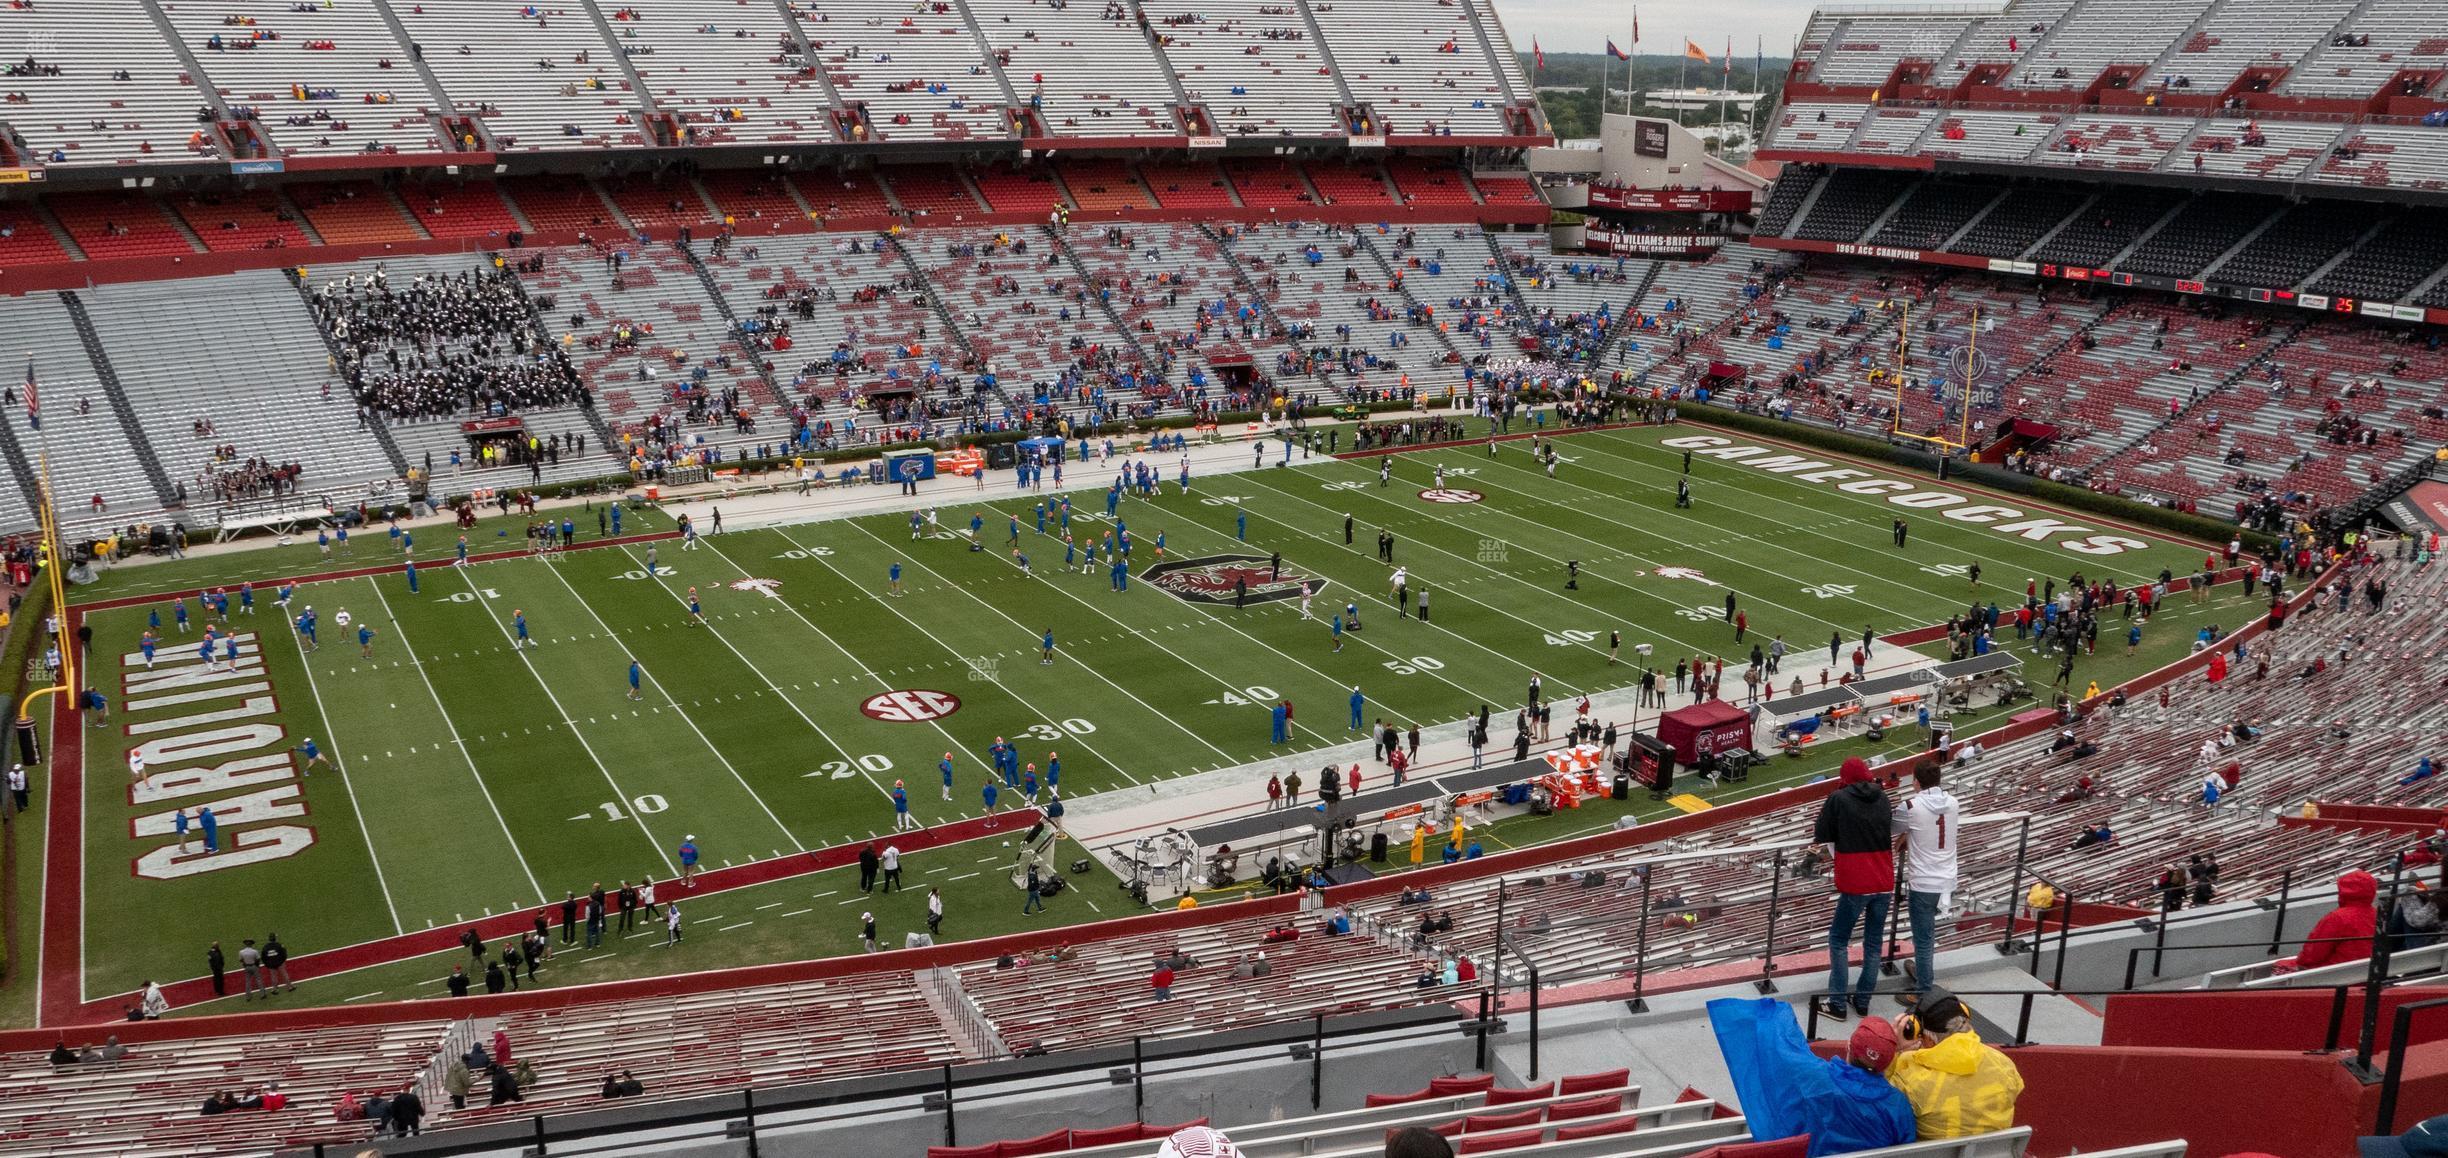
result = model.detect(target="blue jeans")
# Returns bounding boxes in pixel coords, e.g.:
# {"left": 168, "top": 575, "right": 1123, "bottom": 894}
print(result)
{"left": 1907, "top": 890, "right": 1942, "bottom": 987}
{"left": 1825, "top": 891, "right": 1890, "bottom": 1008}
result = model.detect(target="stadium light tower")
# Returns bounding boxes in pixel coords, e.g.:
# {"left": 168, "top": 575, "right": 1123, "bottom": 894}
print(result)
{"left": 13, "top": 353, "right": 73, "bottom": 770}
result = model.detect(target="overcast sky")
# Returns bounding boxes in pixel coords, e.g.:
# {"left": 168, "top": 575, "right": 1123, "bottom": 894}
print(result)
{"left": 1489, "top": 0, "right": 1822, "bottom": 59}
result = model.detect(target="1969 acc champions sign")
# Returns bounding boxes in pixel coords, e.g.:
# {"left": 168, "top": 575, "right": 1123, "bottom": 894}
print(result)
{"left": 861, "top": 689, "right": 962, "bottom": 722}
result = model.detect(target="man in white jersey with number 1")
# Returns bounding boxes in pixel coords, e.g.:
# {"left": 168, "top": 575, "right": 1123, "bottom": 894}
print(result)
{"left": 1893, "top": 763, "right": 1961, "bottom": 997}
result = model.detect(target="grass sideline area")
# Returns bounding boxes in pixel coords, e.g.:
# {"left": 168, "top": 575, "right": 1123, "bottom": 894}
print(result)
{"left": 31, "top": 422, "right": 2249, "bottom": 1020}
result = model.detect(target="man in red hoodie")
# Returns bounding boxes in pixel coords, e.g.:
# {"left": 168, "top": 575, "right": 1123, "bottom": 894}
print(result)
{"left": 2276, "top": 869, "right": 2378, "bottom": 973}
{"left": 1814, "top": 756, "right": 1896, "bottom": 1020}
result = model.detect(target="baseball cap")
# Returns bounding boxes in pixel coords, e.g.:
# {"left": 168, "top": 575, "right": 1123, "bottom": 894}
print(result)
{"left": 1156, "top": 1126, "right": 1240, "bottom": 1158}
{"left": 1847, "top": 1017, "right": 1899, "bottom": 1074}
{"left": 2362, "top": 1115, "right": 2448, "bottom": 1158}
{"left": 1839, "top": 756, "right": 1873, "bottom": 783}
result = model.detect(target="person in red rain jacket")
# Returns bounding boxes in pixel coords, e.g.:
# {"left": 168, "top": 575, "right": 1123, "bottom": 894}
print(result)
{"left": 1813, "top": 757, "right": 1895, "bottom": 1020}
{"left": 2277, "top": 870, "right": 2378, "bottom": 973}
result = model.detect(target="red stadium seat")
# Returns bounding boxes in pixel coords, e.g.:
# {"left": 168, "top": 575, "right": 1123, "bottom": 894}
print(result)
{"left": 1066, "top": 1124, "right": 1142, "bottom": 1147}
{"left": 1429, "top": 1074, "right": 1497, "bottom": 1095}
{"left": 1459, "top": 1128, "right": 1547, "bottom": 1154}
{"left": 1544, "top": 1094, "right": 1625, "bottom": 1121}
{"left": 1366, "top": 1088, "right": 1438, "bottom": 1107}
{"left": 996, "top": 1129, "right": 1073, "bottom": 1157}
{"left": 1480, "top": 1081, "right": 1554, "bottom": 1106}
{"left": 1556, "top": 1068, "right": 1630, "bottom": 1096}
{"left": 1553, "top": 1116, "right": 1640, "bottom": 1141}
{"left": 1461, "top": 1108, "right": 1544, "bottom": 1134}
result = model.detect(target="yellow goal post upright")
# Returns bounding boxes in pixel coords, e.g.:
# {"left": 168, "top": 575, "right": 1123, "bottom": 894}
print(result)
{"left": 1887, "top": 304, "right": 1980, "bottom": 456}
{"left": 12, "top": 391, "right": 75, "bottom": 779}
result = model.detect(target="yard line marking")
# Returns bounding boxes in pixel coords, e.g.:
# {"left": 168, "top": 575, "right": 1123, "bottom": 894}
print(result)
{"left": 1238, "top": 459, "right": 1729, "bottom": 671}
{"left": 343, "top": 991, "right": 386, "bottom": 1003}
{"left": 452, "top": 564, "right": 680, "bottom": 877}
{"left": 1583, "top": 427, "right": 2167, "bottom": 584}
{"left": 719, "top": 921, "right": 755, "bottom": 931}
{"left": 696, "top": 533, "right": 1002, "bottom": 803}
{"left": 856, "top": 518, "right": 1367, "bottom": 746}
{"left": 1156, "top": 514, "right": 1503, "bottom": 719}
{"left": 284, "top": 589, "right": 406, "bottom": 938}
{"left": 780, "top": 908, "right": 812, "bottom": 918}
{"left": 946, "top": 872, "right": 980, "bottom": 882}
{"left": 365, "top": 577, "right": 550, "bottom": 909}
{"left": 1457, "top": 451, "right": 1926, "bottom": 631}
{"left": 842, "top": 520, "right": 1233, "bottom": 771}
{"left": 534, "top": 552, "right": 808, "bottom": 851}
{"left": 1479, "top": 439, "right": 1955, "bottom": 620}
{"left": 756, "top": 902, "right": 784, "bottom": 910}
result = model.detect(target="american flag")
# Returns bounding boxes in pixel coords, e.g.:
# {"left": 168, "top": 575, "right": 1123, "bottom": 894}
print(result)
{"left": 21, "top": 354, "right": 35, "bottom": 431}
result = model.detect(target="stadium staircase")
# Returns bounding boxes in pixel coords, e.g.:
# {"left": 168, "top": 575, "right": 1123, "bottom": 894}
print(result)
{"left": 1199, "top": 223, "right": 1317, "bottom": 382}
{"left": 767, "top": 0, "right": 850, "bottom": 113}
{"left": 883, "top": 234, "right": 1001, "bottom": 409}
{"left": 2298, "top": 215, "right": 2398, "bottom": 291}
{"left": 949, "top": 0, "right": 1029, "bottom": 122}
{"left": 55, "top": 292, "right": 177, "bottom": 514}
{"left": 1769, "top": 172, "right": 1827, "bottom": 242}
{"left": 1936, "top": 188, "right": 2016, "bottom": 253}
{"left": 576, "top": 0, "right": 662, "bottom": 122}
{"left": 2087, "top": 317, "right": 2305, "bottom": 476}
{"left": 1044, "top": 226, "right": 1167, "bottom": 374}
{"left": 1123, "top": 0, "right": 1209, "bottom": 133}
{"left": 282, "top": 273, "right": 415, "bottom": 480}
{"left": 1290, "top": 0, "right": 1363, "bottom": 115}
{"left": 1352, "top": 231, "right": 1467, "bottom": 365}
{"left": 2016, "top": 191, "right": 2102, "bottom": 262}
{"left": 679, "top": 242, "right": 793, "bottom": 407}
{"left": 1476, "top": 232, "right": 1539, "bottom": 322}
{"left": 1587, "top": 263, "right": 1665, "bottom": 367}
{"left": 369, "top": 0, "right": 467, "bottom": 123}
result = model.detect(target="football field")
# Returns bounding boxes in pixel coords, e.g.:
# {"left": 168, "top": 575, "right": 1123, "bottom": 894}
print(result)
{"left": 63, "top": 423, "right": 2226, "bottom": 1005}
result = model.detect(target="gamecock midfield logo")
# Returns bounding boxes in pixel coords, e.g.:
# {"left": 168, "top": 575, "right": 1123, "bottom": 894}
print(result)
{"left": 1143, "top": 554, "right": 1323, "bottom": 607}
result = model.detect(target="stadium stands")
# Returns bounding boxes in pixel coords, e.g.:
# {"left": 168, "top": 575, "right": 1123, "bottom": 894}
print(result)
{"left": 972, "top": 0, "right": 1182, "bottom": 138}
{"left": 2010, "top": 0, "right": 2222, "bottom": 90}
{"left": 88, "top": 272, "right": 402, "bottom": 515}
{"left": 610, "top": 0, "right": 841, "bottom": 147}
{"left": 402, "top": 180, "right": 525, "bottom": 240}
{"left": 1309, "top": 0, "right": 1510, "bottom": 136}
{"left": 288, "top": 182, "right": 425, "bottom": 245}
{"left": 0, "top": 1020, "right": 454, "bottom": 1158}
{"left": 2279, "top": 0, "right": 2448, "bottom": 96}
{"left": 388, "top": 0, "right": 645, "bottom": 152}
{"left": 2145, "top": 0, "right": 2360, "bottom": 94}
{"left": 163, "top": 0, "right": 447, "bottom": 159}
{"left": 1145, "top": 0, "right": 1347, "bottom": 138}
{"left": 0, "top": 0, "right": 216, "bottom": 167}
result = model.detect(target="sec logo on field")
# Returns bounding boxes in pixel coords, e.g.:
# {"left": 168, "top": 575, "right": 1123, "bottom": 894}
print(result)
{"left": 860, "top": 689, "right": 962, "bottom": 723}
{"left": 1419, "top": 488, "right": 1484, "bottom": 504}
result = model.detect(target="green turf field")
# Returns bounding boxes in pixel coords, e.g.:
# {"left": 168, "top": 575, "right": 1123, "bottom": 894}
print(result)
{"left": 73, "top": 423, "right": 2238, "bottom": 1003}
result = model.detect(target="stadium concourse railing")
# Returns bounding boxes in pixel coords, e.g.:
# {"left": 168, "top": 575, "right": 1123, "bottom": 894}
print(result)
{"left": 0, "top": 200, "right": 1549, "bottom": 297}
{"left": 276, "top": 1003, "right": 1484, "bottom": 1158}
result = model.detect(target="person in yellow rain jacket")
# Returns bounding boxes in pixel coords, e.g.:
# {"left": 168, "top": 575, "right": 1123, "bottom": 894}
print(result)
{"left": 1884, "top": 992, "right": 2023, "bottom": 1139}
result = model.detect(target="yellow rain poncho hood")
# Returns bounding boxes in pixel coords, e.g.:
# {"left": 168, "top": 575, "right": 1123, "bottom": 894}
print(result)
{"left": 1885, "top": 1031, "right": 2024, "bottom": 1138}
